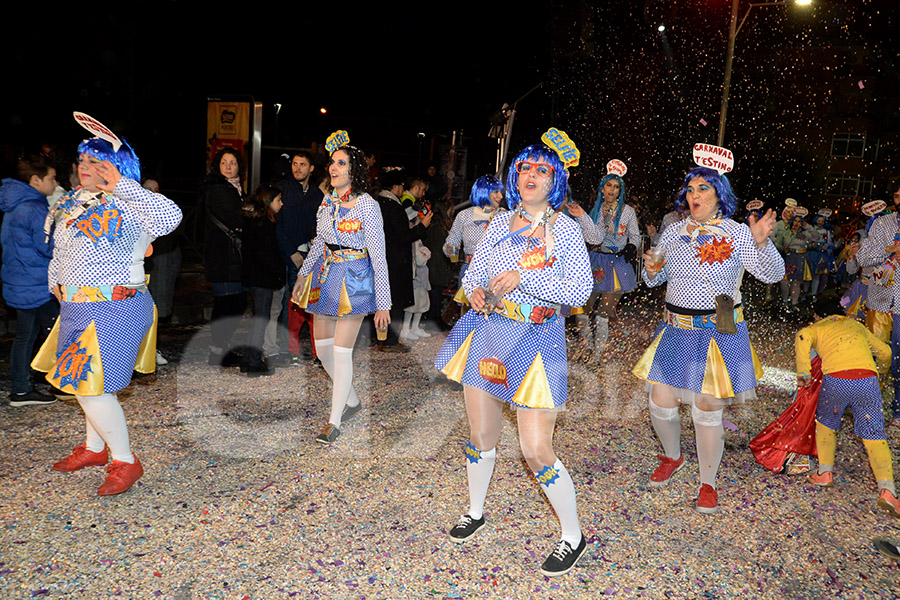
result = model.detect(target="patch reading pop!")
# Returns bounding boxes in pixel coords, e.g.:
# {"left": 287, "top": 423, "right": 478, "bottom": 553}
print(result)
{"left": 518, "top": 246, "right": 556, "bottom": 270}
{"left": 325, "top": 130, "right": 350, "bottom": 154}
{"left": 478, "top": 357, "right": 508, "bottom": 389}
{"left": 695, "top": 237, "right": 734, "bottom": 265}
{"left": 692, "top": 143, "right": 734, "bottom": 175}
{"left": 336, "top": 219, "right": 363, "bottom": 233}
{"left": 54, "top": 341, "right": 93, "bottom": 389}
{"left": 540, "top": 128, "right": 580, "bottom": 168}
{"left": 535, "top": 464, "right": 560, "bottom": 487}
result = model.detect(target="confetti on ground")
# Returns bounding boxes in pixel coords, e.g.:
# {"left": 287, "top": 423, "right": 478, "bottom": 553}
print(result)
{"left": 0, "top": 293, "right": 898, "bottom": 598}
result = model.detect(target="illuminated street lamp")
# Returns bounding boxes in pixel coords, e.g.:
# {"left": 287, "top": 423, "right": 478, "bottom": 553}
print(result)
{"left": 718, "top": 0, "right": 812, "bottom": 146}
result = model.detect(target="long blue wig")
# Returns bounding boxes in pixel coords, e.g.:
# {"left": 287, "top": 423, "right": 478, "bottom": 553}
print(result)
{"left": 505, "top": 144, "right": 568, "bottom": 210}
{"left": 788, "top": 215, "right": 806, "bottom": 229}
{"left": 77, "top": 137, "right": 141, "bottom": 182}
{"left": 469, "top": 174, "right": 504, "bottom": 208}
{"left": 674, "top": 166, "right": 738, "bottom": 219}
{"left": 588, "top": 173, "right": 626, "bottom": 232}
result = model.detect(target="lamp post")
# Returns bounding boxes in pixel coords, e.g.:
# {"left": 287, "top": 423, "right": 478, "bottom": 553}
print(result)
{"left": 718, "top": 0, "right": 812, "bottom": 146}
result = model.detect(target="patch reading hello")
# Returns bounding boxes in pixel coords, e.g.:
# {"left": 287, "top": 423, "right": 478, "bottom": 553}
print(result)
{"left": 478, "top": 357, "right": 508, "bottom": 388}
{"left": 695, "top": 237, "right": 734, "bottom": 265}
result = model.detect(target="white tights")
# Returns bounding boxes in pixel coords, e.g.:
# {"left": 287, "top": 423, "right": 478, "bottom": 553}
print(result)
{"left": 76, "top": 393, "right": 134, "bottom": 463}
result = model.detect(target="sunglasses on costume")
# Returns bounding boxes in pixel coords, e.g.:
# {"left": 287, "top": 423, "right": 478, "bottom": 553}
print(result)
{"left": 515, "top": 161, "right": 554, "bottom": 177}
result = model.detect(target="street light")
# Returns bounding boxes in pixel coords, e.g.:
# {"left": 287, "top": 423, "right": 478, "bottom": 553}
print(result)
{"left": 717, "top": 0, "right": 813, "bottom": 146}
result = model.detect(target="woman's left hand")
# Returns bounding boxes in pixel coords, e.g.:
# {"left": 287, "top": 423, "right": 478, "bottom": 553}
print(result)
{"left": 488, "top": 270, "right": 521, "bottom": 297}
{"left": 374, "top": 309, "right": 391, "bottom": 331}
{"left": 748, "top": 209, "right": 776, "bottom": 248}
{"left": 94, "top": 160, "right": 122, "bottom": 193}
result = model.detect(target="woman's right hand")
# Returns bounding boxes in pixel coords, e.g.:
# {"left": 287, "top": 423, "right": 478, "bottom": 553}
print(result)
{"left": 469, "top": 287, "right": 487, "bottom": 312}
{"left": 291, "top": 272, "right": 306, "bottom": 302}
{"left": 643, "top": 250, "right": 665, "bottom": 276}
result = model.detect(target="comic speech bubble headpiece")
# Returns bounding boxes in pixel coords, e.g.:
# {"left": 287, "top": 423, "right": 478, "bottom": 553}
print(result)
{"left": 793, "top": 206, "right": 809, "bottom": 217}
{"left": 746, "top": 200, "right": 764, "bottom": 211}
{"left": 606, "top": 159, "right": 627, "bottom": 178}
{"left": 74, "top": 112, "right": 122, "bottom": 152}
{"left": 540, "top": 128, "right": 580, "bottom": 169}
{"left": 692, "top": 143, "right": 734, "bottom": 175}
{"left": 325, "top": 130, "right": 350, "bottom": 154}
{"left": 784, "top": 198, "right": 798, "bottom": 207}
{"left": 817, "top": 208, "right": 833, "bottom": 217}
{"left": 862, "top": 200, "right": 887, "bottom": 217}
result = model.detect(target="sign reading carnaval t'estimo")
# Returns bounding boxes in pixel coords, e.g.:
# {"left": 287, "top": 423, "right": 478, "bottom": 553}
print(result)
{"left": 692, "top": 143, "right": 734, "bottom": 175}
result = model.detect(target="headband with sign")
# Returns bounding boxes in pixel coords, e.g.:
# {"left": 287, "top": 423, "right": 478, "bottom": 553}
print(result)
{"left": 784, "top": 198, "right": 798, "bottom": 207}
{"left": 606, "top": 159, "right": 627, "bottom": 178}
{"left": 325, "top": 130, "right": 350, "bottom": 155}
{"left": 692, "top": 143, "right": 734, "bottom": 175}
{"left": 793, "top": 206, "right": 809, "bottom": 217}
{"left": 817, "top": 208, "right": 833, "bottom": 218}
{"left": 746, "top": 200, "right": 764, "bottom": 211}
{"left": 862, "top": 200, "right": 887, "bottom": 217}
{"left": 73, "top": 112, "right": 122, "bottom": 152}
{"left": 540, "top": 128, "right": 580, "bottom": 169}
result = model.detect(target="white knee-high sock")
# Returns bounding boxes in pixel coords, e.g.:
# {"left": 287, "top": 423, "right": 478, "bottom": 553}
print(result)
{"left": 411, "top": 312, "right": 422, "bottom": 330}
{"left": 535, "top": 460, "right": 582, "bottom": 546}
{"left": 328, "top": 346, "right": 354, "bottom": 427}
{"left": 317, "top": 338, "right": 359, "bottom": 409}
{"left": 83, "top": 415, "right": 106, "bottom": 453}
{"left": 76, "top": 393, "right": 134, "bottom": 463}
{"left": 649, "top": 396, "right": 681, "bottom": 459}
{"left": 692, "top": 404, "right": 724, "bottom": 487}
{"left": 465, "top": 443, "right": 496, "bottom": 520}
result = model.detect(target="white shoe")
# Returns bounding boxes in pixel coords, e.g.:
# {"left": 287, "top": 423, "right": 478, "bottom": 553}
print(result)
{"left": 593, "top": 316, "right": 609, "bottom": 353}
{"left": 413, "top": 327, "right": 431, "bottom": 338}
{"left": 156, "top": 350, "right": 168, "bottom": 365}
{"left": 400, "top": 327, "right": 419, "bottom": 341}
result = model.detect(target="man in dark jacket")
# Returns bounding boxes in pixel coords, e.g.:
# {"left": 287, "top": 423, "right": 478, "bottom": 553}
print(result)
{"left": 0, "top": 155, "right": 59, "bottom": 406}
{"left": 374, "top": 168, "right": 431, "bottom": 352}
{"left": 275, "top": 151, "right": 323, "bottom": 363}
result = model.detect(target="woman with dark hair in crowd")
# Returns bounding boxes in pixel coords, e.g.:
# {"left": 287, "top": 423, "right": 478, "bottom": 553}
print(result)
{"left": 293, "top": 143, "right": 391, "bottom": 444}
{"left": 240, "top": 183, "right": 285, "bottom": 376}
{"left": 202, "top": 147, "right": 246, "bottom": 366}
{"left": 436, "top": 142, "right": 592, "bottom": 577}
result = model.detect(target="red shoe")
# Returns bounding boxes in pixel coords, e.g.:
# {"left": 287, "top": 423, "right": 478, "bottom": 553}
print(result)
{"left": 97, "top": 455, "right": 143, "bottom": 496}
{"left": 649, "top": 454, "right": 684, "bottom": 488}
{"left": 53, "top": 444, "right": 108, "bottom": 472}
{"left": 807, "top": 470, "right": 834, "bottom": 488}
{"left": 877, "top": 489, "right": 900, "bottom": 518}
{"left": 695, "top": 484, "right": 720, "bottom": 514}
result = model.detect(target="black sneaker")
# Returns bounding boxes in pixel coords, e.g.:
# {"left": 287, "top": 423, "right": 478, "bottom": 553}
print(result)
{"left": 342, "top": 403, "right": 362, "bottom": 422}
{"left": 540, "top": 536, "right": 587, "bottom": 577}
{"left": 9, "top": 390, "right": 58, "bottom": 407}
{"left": 448, "top": 514, "right": 485, "bottom": 543}
{"left": 315, "top": 424, "right": 340, "bottom": 445}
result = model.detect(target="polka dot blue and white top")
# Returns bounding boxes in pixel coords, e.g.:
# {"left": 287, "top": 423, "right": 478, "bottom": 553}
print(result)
{"left": 47, "top": 178, "right": 182, "bottom": 289}
{"left": 643, "top": 218, "right": 785, "bottom": 309}
{"left": 299, "top": 193, "right": 391, "bottom": 311}
{"left": 462, "top": 211, "right": 592, "bottom": 309}
{"left": 596, "top": 203, "right": 640, "bottom": 252}
{"left": 856, "top": 212, "right": 899, "bottom": 311}
{"left": 443, "top": 207, "right": 506, "bottom": 257}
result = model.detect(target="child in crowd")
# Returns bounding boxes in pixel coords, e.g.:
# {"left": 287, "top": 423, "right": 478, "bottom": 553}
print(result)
{"left": 797, "top": 296, "right": 899, "bottom": 517}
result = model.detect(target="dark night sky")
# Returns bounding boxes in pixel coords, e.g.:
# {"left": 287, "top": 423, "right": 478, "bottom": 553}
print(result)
{"left": 2, "top": 0, "right": 898, "bottom": 210}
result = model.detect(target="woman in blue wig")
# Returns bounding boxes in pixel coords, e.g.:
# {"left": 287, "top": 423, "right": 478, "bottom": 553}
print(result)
{"left": 633, "top": 164, "right": 783, "bottom": 515}
{"left": 776, "top": 214, "right": 820, "bottom": 311}
{"left": 443, "top": 174, "right": 506, "bottom": 314}
{"left": 585, "top": 167, "right": 640, "bottom": 351}
{"left": 435, "top": 143, "right": 592, "bottom": 577}
{"left": 36, "top": 117, "right": 182, "bottom": 496}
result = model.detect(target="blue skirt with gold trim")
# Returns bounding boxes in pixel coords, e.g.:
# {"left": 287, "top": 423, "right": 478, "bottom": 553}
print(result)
{"left": 434, "top": 310, "right": 567, "bottom": 409}
{"left": 296, "top": 256, "right": 377, "bottom": 317}
{"left": 841, "top": 278, "right": 867, "bottom": 320}
{"left": 589, "top": 251, "right": 637, "bottom": 293}
{"left": 632, "top": 320, "right": 763, "bottom": 404}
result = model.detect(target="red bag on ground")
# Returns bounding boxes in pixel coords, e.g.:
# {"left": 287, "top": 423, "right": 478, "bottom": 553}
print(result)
{"left": 750, "top": 356, "right": 821, "bottom": 472}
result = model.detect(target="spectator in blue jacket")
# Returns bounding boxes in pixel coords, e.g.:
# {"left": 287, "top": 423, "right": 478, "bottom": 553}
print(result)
{"left": 0, "top": 155, "right": 59, "bottom": 406}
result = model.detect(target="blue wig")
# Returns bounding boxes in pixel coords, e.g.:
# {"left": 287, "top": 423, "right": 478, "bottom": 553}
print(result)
{"left": 469, "top": 174, "right": 504, "bottom": 208}
{"left": 674, "top": 166, "right": 738, "bottom": 219}
{"left": 744, "top": 209, "right": 762, "bottom": 226}
{"left": 505, "top": 144, "right": 568, "bottom": 210}
{"left": 77, "top": 137, "right": 141, "bottom": 182}
{"left": 588, "top": 173, "right": 626, "bottom": 231}
{"left": 788, "top": 215, "right": 806, "bottom": 229}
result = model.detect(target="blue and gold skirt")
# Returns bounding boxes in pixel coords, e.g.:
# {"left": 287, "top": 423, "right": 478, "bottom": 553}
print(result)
{"left": 784, "top": 253, "right": 812, "bottom": 282}
{"left": 632, "top": 307, "right": 763, "bottom": 404}
{"left": 841, "top": 278, "right": 867, "bottom": 320}
{"left": 434, "top": 309, "right": 567, "bottom": 409}
{"left": 589, "top": 251, "right": 637, "bottom": 293}
{"left": 295, "top": 254, "right": 377, "bottom": 317}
